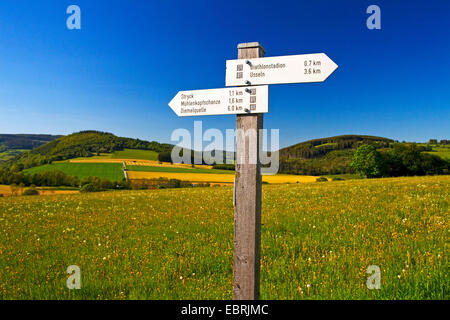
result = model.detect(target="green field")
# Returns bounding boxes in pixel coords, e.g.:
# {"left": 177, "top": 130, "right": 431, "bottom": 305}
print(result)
{"left": 127, "top": 165, "right": 233, "bottom": 175}
{"left": 418, "top": 144, "right": 450, "bottom": 160}
{"left": 66, "top": 149, "right": 159, "bottom": 162}
{"left": 24, "top": 163, "right": 124, "bottom": 181}
{"left": 427, "top": 146, "right": 450, "bottom": 160}
{"left": 0, "top": 175, "right": 448, "bottom": 299}
{"left": 111, "top": 149, "right": 159, "bottom": 161}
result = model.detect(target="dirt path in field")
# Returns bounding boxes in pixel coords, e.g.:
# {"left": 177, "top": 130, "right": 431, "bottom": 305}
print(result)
{"left": 123, "top": 161, "right": 128, "bottom": 180}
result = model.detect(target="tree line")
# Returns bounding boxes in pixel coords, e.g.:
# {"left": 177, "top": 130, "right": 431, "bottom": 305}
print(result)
{"left": 0, "top": 167, "right": 130, "bottom": 191}
{"left": 0, "top": 168, "right": 211, "bottom": 193}
{"left": 279, "top": 135, "right": 393, "bottom": 160}
{"left": 351, "top": 144, "right": 449, "bottom": 178}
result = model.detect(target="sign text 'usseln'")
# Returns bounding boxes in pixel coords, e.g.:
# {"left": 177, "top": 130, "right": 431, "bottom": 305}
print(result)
{"left": 226, "top": 53, "right": 338, "bottom": 86}
{"left": 169, "top": 86, "right": 268, "bottom": 117}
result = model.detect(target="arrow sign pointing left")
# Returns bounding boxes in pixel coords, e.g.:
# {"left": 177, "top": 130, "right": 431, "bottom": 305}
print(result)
{"left": 168, "top": 86, "right": 268, "bottom": 117}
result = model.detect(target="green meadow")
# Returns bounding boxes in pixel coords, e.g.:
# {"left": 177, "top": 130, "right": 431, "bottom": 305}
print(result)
{"left": 427, "top": 146, "right": 450, "bottom": 160}
{"left": 24, "top": 163, "right": 124, "bottom": 181}
{"left": 419, "top": 144, "right": 450, "bottom": 160}
{"left": 0, "top": 175, "right": 448, "bottom": 299}
{"left": 66, "top": 149, "right": 159, "bottom": 162}
{"left": 111, "top": 149, "right": 159, "bottom": 161}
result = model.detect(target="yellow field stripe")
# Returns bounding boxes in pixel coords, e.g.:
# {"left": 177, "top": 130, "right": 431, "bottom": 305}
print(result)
{"left": 0, "top": 185, "right": 12, "bottom": 196}
{"left": 127, "top": 171, "right": 318, "bottom": 184}
{"left": 128, "top": 171, "right": 235, "bottom": 183}
{"left": 69, "top": 158, "right": 213, "bottom": 169}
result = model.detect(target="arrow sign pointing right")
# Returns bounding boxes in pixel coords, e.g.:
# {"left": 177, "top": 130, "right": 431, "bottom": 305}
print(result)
{"left": 226, "top": 53, "right": 338, "bottom": 86}
{"left": 169, "top": 86, "right": 268, "bottom": 117}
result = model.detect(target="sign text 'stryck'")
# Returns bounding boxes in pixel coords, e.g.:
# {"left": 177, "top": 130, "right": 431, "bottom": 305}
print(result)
{"left": 226, "top": 53, "right": 338, "bottom": 86}
{"left": 169, "top": 86, "right": 268, "bottom": 117}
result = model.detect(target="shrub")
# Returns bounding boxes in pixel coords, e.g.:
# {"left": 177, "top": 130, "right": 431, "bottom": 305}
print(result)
{"left": 22, "top": 188, "right": 39, "bottom": 196}
{"left": 167, "top": 179, "right": 181, "bottom": 188}
{"left": 158, "top": 151, "right": 173, "bottom": 163}
{"left": 80, "top": 183, "right": 100, "bottom": 193}
{"left": 196, "top": 183, "right": 210, "bottom": 188}
{"left": 212, "top": 163, "right": 235, "bottom": 170}
{"left": 316, "top": 177, "right": 328, "bottom": 182}
{"left": 332, "top": 177, "right": 344, "bottom": 181}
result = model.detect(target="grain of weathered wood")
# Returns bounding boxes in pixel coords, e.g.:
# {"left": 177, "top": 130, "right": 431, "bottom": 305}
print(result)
{"left": 233, "top": 42, "right": 265, "bottom": 300}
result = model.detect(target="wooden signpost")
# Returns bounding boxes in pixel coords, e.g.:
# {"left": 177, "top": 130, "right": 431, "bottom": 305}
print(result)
{"left": 233, "top": 42, "right": 265, "bottom": 300}
{"left": 169, "top": 42, "right": 338, "bottom": 300}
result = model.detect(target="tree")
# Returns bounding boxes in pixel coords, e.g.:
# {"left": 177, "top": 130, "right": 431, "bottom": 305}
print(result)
{"left": 22, "top": 188, "right": 39, "bottom": 196}
{"left": 158, "top": 151, "right": 172, "bottom": 163}
{"left": 350, "top": 144, "right": 386, "bottom": 178}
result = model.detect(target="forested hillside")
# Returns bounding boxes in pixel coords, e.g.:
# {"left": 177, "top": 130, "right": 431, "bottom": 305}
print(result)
{"left": 278, "top": 135, "right": 449, "bottom": 176}
{"left": 4, "top": 131, "right": 173, "bottom": 170}
{"left": 278, "top": 135, "right": 394, "bottom": 175}
{"left": 0, "top": 134, "right": 62, "bottom": 163}
{"left": 0, "top": 134, "right": 61, "bottom": 151}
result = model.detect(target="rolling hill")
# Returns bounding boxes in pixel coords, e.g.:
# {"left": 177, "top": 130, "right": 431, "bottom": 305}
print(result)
{"left": 0, "top": 134, "right": 62, "bottom": 150}
{"left": 2, "top": 131, "right": 448, "bottom": 181}
{"left": 4, "top": 131, "right": 173, "bottom": 170}
{"left": 0, "top": 134, "right": 62, "bottom": 162}
{"left": 278, "top": 135, "right": 395, "bottom": 175}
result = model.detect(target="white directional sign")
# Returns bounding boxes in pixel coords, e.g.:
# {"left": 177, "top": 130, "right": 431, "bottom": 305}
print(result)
{"left": 226, "top": 53, "right": 338, "bottom": 86}
{"left": 169, "top": 86, "right": 268, "bottom": 117}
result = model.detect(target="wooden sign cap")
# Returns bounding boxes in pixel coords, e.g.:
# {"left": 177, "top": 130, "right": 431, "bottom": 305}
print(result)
{"left": 237, "top": 42, "right": 265, "bottom": 56}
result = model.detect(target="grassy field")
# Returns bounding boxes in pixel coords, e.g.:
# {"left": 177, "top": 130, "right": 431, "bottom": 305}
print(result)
{"left": 418, "top": 144, "right": 450, "bottom": 160}
{"left": 24, "top": 163, "right": 124, "bottom": 181}
{"left": 0, "top": 175, "right": 448, "bottom": 299}
{"left": 427, "top": 146, "right": 450, "bottom": 160}
{"left": 111, "top": 149, "right": 159, "bottom": 161}
{"left": 66, "top": 149, "right": 159, "bottom": 162}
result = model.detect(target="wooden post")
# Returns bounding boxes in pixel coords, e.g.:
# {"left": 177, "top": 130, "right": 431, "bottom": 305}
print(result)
{"left": 233, "top": 42, "right": 265, "bottom": 300}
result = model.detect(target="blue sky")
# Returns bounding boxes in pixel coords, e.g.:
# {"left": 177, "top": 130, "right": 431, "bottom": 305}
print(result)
{"left": 0, "top": 0, "right": 449, "bottom": 148}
